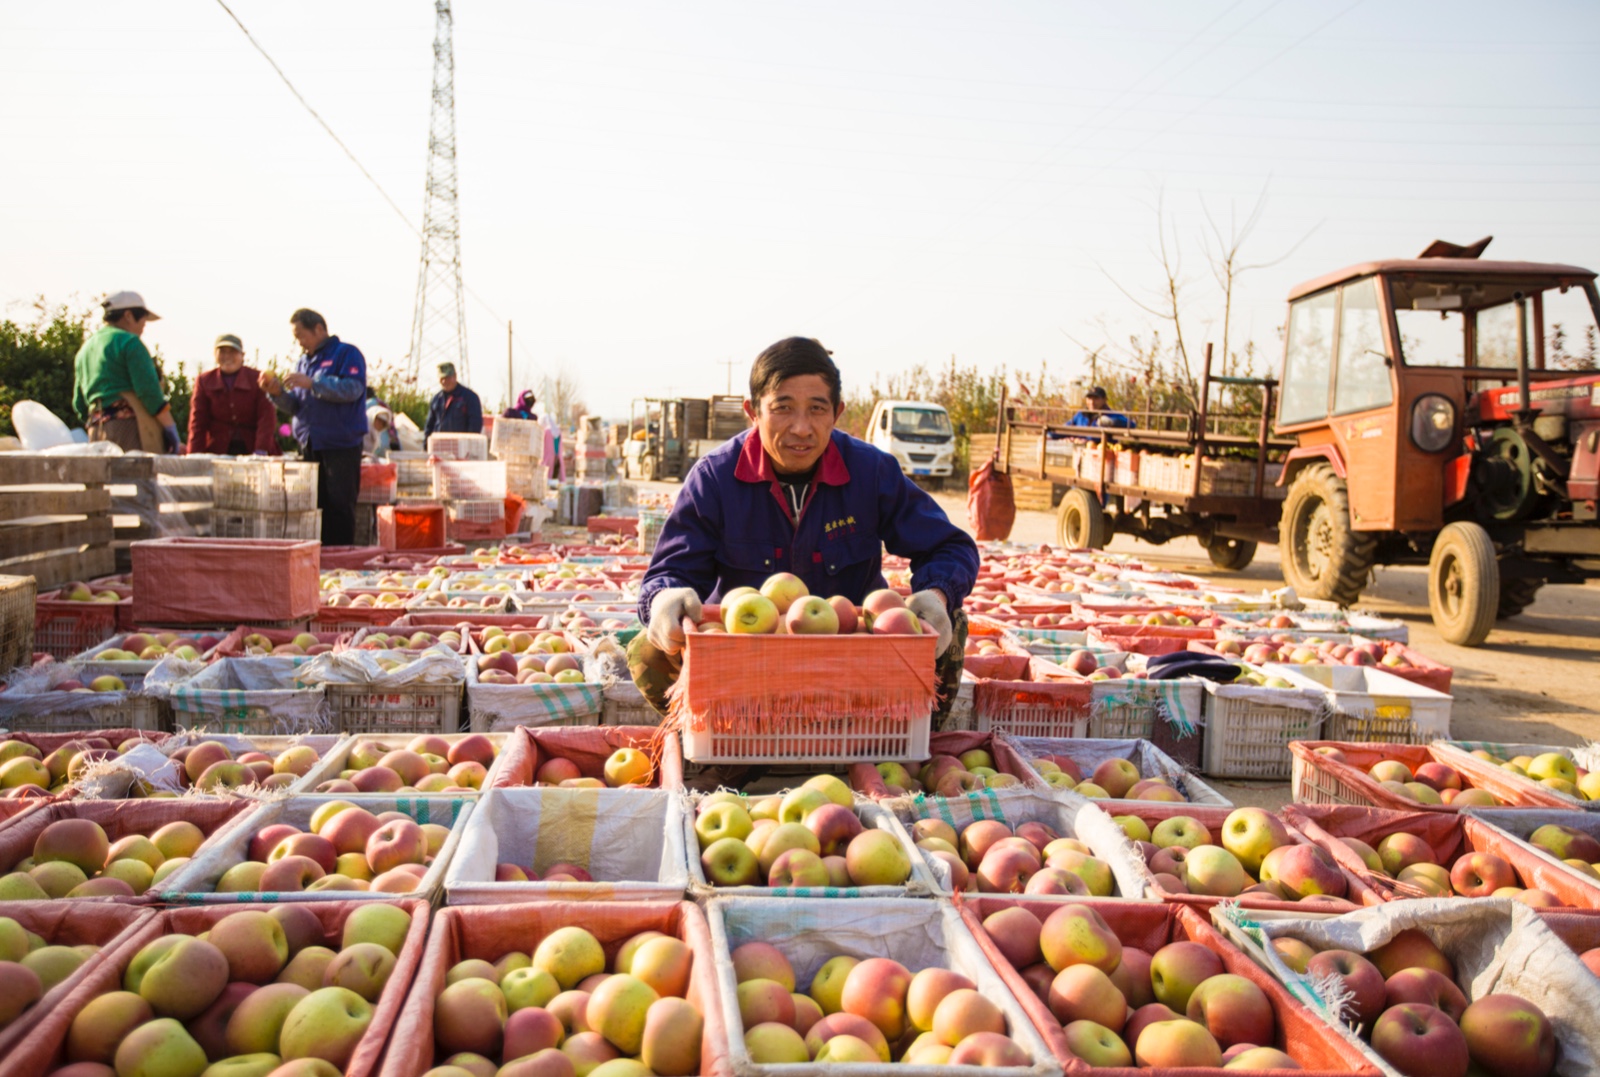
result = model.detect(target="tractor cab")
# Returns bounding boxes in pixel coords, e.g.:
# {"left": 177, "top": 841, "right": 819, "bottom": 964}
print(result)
{"left": 1272, "top": 237, "right": 1600, "bottom": 642}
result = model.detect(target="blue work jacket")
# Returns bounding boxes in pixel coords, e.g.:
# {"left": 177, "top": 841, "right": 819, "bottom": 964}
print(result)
{"left": 276, "top": 337, "right": 369, "bottom": 451}
{"left": 638, "top": 428, "right": 979, "bottom": 624}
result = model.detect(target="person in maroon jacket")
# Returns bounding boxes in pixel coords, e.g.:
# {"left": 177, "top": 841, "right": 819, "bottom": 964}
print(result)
{"left": 186, "top": 333, "right": 279, "bottom": 455}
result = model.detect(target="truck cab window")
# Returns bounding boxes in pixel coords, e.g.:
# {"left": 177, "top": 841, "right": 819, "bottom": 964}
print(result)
{"left": 1334, "top": 278, "right": 1393, "bottom": 414}
{"left": 1279, "top": 290, "right": 1337, "bottom": 425}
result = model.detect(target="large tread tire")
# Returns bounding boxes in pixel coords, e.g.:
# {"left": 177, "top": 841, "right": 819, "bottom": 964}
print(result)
{"left": 1056, "top": 487, "right": 1109, "bottom": 549}
{"left": 1205, "top": 536, "right": 1258, "bottom": 571}
{"left": 1278, "top": 462, "right": 1376, "bottom": 607}
{"left": 1496, "top": 577, "right": 1544, "bottom": 620}
{"left": 1428, "top": 521, "right": 1500, "bottom": 646}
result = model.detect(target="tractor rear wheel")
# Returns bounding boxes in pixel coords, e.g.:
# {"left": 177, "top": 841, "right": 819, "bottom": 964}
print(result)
{"left": 1056, "top": 487, "right": 1109, "bottom": 549}
{"left": 1428, "top": 521, "right": 1499, "bottom": 646}
{"left": 1278, "top": 462, "right": 1375, "bottom": 606}
{"left": 1496, "top": 577, "right": 1544, "bottom": 620}
{"left": 1204, "top": 536, "right": 1257, "bottom": 571}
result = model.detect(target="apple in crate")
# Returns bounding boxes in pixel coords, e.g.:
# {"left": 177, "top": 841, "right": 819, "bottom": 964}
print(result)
{"left": 218, "top": 803, "right": 441, "bottom": 894}
{"left": 315, "top": 735, "right": 495, "bottom": 795}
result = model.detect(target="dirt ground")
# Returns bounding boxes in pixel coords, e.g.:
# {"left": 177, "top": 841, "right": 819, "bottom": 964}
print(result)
{"left": 929, "top": 490, "right": 1600, "bottom": 809}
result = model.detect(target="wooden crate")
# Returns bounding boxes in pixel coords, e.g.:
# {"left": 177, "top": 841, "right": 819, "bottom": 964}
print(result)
{"left": 109, "top": 454, "right": 215, "bottom": 570}
{"left": 0, "top": 454, "right": 117, "bottom": 588}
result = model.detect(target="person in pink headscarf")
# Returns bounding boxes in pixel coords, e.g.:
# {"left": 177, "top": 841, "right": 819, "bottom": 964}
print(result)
{"left": 504, "top": 390, "right": 562, "bottom": 480}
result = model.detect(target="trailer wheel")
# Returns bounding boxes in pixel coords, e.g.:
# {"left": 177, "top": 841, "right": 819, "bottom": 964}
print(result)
{"left": 1496, "top": 577, "right": 1544, "bottom": 620}
{"left": 1428, "top": 521, "right": 1499, "bottom": 646}
{"left": 1204, "top": 536, "right": 1257, "bottom": 571}
{"left": 1278, "top": 462, "right": 1375, "bottom": 606}
{"left": 1056, "top": 488, "right": 1109, "bottom": 549}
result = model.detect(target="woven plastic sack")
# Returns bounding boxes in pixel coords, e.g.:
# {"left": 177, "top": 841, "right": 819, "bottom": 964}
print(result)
{"left": 1006, "top": 734, "right": 1231, "bottom": 807}
{"left": 0, "top": 902, "right": 153, "bottom": 1063}
{"left": 154, "top": 794, "right": 473, "bottom": 904}
{"left": 6, "top": 898, "right": 428, "bottom": 1077}
{"left": 1288, "top": 740, "right": 1573, "bottom": 812}
{"left": 490, "top": 724, "right": 684, "bottom": 790}
{"left": 685, "top": 796, "right": 936, "bottom": 899}
{"left": 967, "top": 453, "right": 1016, "bottom": 541}
{"left": 166, "top": 656, "right": 330, "bottom": 735}
{"left": 707, "top": 896, "right": 1057, "bottom": 1077}
{"left": 445, "top": 786, "right": 688, "bottom": 903}
{"left": 466, "top": 661, "right": 604, "bottom": 732}
{"left": 964, "top": 897, "right": 1381, "bottom": 1076}
{"left": 1214, "top": 897, "right": 1600, "bottom": 1076}
{"left": 0, "top": 798, "right": 253, "bottom": 900}
{"left": 0, "top": 661, "right": 164, "bottom": 731}
{"left": 847, "top": 729, "right": 1046, "bottom": 797}
{"left": 889, "top": 789, "right": 1145, "bottom": 898}
{"left": 377, "top": 900, "right": 733, "bottom": 1077}
{"left": 296, "top": 643, "right": 465, "bottom": 687}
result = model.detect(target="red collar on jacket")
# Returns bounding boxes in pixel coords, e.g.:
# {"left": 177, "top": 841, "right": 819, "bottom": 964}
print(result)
{"left": 734, "top": 429, "right": 851, "bottom": 486}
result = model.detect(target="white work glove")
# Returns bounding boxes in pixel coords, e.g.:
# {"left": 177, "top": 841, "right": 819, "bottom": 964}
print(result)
{"left": 907, "top": 590, "right": 953, "bottom": 654}
{"left": 647, "top": 587, "right": 702, "bottom": 654}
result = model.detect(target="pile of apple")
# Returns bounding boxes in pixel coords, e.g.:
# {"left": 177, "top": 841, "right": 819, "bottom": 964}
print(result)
{"left": 989, "top": 902, "right": 1297, "bottom": 1069}
{"left": 693, "top": 776, "right": 913, "bottom": 889}
{"left": 1213, "top": 634, "right": 1419, "bottom": 670}
{"left": 172, "top": 738, "right": 324, "bottom": 794}
{"left": 694, "top": 573, "right": 925, "bottom": 637}
{"left": 323, "top": 589, "right": 409, "bottom": 609}
{"left": 873, "top": 749, "right": 1027, "bottom": 796}
{"left": 0, "top": 816, "right": 207, "bottom": 899}
{"left": 234, "top": 632, "right": 339, "bottom": 658}
{"left": 530, "top": 748, "right": 654, "bottom": 790}
{"left": 1527, "top": 822, "right": 1600, "bottom": 885}
{"left": 0, "top": 913, "right": 111, "bottom": 1031}
{"left": 1059, "top": 649, "right": 1137, "bottom": 681}
{"left": 1125, "top": 808, "right": 1355, "bottom": 908}
{"left": 429, "top": 924, "right": 703, "bottom": 1077}
{"left": 911, "top": 815, "right": 1115, "bottom": 897}
{"left": 0, "top": 734, "right": 162, "bottom": 798}
{"left": 1460, "top": 745, "right": 1598, "bottom": 800}
{"left": 1023, "top": 753, "right": 1191, "bottom": 801}
{"left": 354, "top": 629, "right": 462, "bottom": 652}
{"left": 1315, "top": 748, "right": 1501, "bottom": 807}
{"left": 211, "top": 800, "right": 451, "bottom": 895}
{"left": 1109, "top": 610, "right": 1225, "bottom": 629}
{"left": 33, "top": 903, "right": 413, "bottom": 1077}
{"left": 313, "top": 733, "right": 497, "bottom": 795}
{"left": 476, "top": 628, "right": 587, "bottom": 686}
{"left": 50, "top": 580, "right": 122, "bottom": 603}
{"left": 414, "top": 592, "right": 512, "bottom": 611}
{"left": 732, "top": 939, "right": 1035, "bottom": 1067}
{"left": 1270, "top": 928, "right": 1556, "bottom": 1077}
{"left": 1332, "top": 825, "right": 1570, "bottom": 907}
{"left": 93, "top": 631, "right": 220, "bottom": 663}
{"left": 40, "top": 669, "right": 134, "bottom": 694}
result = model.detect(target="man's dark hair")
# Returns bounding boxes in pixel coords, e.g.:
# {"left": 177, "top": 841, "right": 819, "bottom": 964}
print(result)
{"left": 749, "top": 337, "right": 841, "bottom": 407}
{"left": 290, "top": 308, "right": 327, "bottom": 332}
{"left": 105, "top": 307, "right": 148, "bottom": 324}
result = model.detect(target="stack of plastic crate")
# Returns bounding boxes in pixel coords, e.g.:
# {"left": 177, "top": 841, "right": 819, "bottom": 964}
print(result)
{"left": 573, "top": 415, "right": 611, "bottom": 480}
{"left": 490, "top": 416, "right": 548, "bottom": 507}
{"left": 209, "top": 458, "right": 321, "bottom": 539}
{"left": 429, "top": 432, "right": 488, "bottom": 461}
{"left": 433, "top": 458, "right": 508, "bottom": 541}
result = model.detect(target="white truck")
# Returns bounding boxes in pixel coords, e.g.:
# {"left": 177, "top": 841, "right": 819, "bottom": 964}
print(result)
{"left": 866, "top": 400, "right": 956, "bottom": 489}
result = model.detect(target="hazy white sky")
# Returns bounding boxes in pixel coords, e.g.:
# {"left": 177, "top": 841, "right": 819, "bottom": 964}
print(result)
{"left": 4, "top": 1, "right": 1597, "bottom": 417}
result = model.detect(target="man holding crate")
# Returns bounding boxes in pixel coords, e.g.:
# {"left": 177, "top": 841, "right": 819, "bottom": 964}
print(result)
{"left": 632, "top": 336, "right": 980, "bottom": 721}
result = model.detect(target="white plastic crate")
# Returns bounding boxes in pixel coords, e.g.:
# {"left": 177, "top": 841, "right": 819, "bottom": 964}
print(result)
{"left": 446, "top": 499, "right": 505, "bottom": 523}
{"left": 357, "top": 472, "right": 397, "bottom": 504}
{"left": 490, "top": 417, "right": 543, "bottom": 460}
{"left": 1262, "top": 662, "right": 1451, "bottom": 743}
{"left": 1200, "top": 677, "right": 1327, "bottom": 779}
{"left": 432, "top": 459, "right": 506, "bottom": 500}
{"left": 390, "top": 450, "right": 433, "bottom": 489}
{"left": 505, "top": 458, "right": 548, "bottom": 500}
{"left": 680, "top": 710, "right": 930, "bottom": 764}
{"left": 211, "top": 458, "right": 318, "bottom": 512}
{"left": 428, "top": 432, "right": 488, "bottom": 460}
{"left": 209, "top": 508, "right": 322, "bottom": 540}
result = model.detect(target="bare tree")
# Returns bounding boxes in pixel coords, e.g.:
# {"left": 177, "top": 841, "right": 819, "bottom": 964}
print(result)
{"left": 1202, "top": 181, "right": 1319, "bottom": 379}
{"left": 537, "top": 367, "right": 585, "bottom": 430}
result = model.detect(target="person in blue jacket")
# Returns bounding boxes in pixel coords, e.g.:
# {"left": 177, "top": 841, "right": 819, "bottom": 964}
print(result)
{"left": 1065, "top": 385, "right": 1134, "bottom": 430}
{"left": 263, "top": 308, "right": 368, "bottom": 546}
{"left": 423, "top": 362, "right": 484, "bottom": 444}
{"left": 629, "top": 336, "right": 980, "bottom": 720}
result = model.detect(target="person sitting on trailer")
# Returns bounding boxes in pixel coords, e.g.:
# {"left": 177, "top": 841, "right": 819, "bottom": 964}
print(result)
{"left": 1065, "top": 385, "right": 1134, "bottom": 431}
{"left": 630, "top": 336, "right": 980, "bottom": 722}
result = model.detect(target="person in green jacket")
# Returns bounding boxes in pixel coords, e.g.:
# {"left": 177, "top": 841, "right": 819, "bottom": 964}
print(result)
{"left": 72, "top": 290, "right": 181, "bottom": 453}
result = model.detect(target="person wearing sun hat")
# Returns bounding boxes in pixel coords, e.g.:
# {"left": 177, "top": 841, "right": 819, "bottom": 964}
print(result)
{"left": 72, "top": 290, "right": 181, "bottom": 453}
{"left": 186, "top": 333, "right": 279, "bottom": 455}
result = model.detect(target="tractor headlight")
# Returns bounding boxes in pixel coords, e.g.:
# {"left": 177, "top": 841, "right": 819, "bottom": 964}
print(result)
{"left": 1410, "top": 394, "right": 1456, "bottom": 452}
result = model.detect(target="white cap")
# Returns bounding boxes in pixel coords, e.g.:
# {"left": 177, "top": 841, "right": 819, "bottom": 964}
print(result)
{"left": 103, "top": 291, "right": 161, "bottom": 320}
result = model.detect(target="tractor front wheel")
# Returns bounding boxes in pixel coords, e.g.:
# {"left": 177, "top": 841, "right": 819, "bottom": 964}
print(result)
{"left": 1278, "top": 462, "right": 1375, "bottom": 606}
{"left": 1428, "top": 521, "right": 1500, "bottom": 646}
{"left": 1056, "top": 487, "right": 1109, "bottom": 549}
